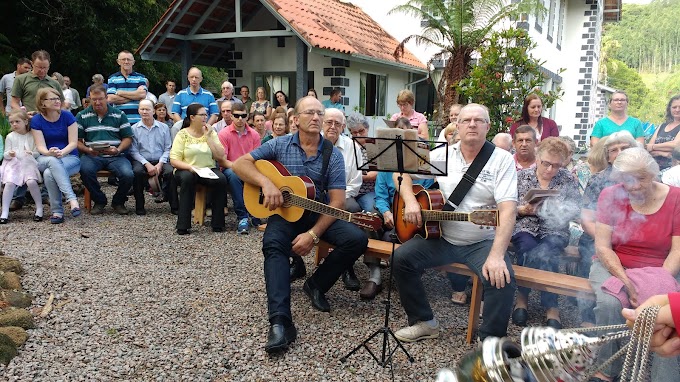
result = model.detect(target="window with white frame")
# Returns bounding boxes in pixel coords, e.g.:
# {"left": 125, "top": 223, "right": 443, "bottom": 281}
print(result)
{"left": 556, "top": 0, "right": 566, "bottom": 49}
{"left": 359, "top": 73, "right": 386, "bottom": 117}
{"left": 547, "top": 0, "right": 557, "bottom": 42}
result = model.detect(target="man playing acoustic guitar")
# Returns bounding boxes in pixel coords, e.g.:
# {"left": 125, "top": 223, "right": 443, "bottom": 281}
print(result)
{"left": 393, "top": 103, "right": 518, "bottom": 343}
{"left": 233, "top": 96, "right": 368, "bottom": 354}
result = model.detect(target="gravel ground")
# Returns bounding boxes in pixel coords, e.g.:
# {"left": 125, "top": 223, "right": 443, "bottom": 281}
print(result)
{"left": 0, "top": 185, "right": 581, "bottom": 381}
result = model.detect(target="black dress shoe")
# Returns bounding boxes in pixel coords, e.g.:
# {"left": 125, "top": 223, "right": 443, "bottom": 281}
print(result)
{"left": 33, "top": 215, "right": 43, "bottom": 222}
{"left": 135, "top": 208, "right": 147, "bottom": 216}
{"left": 177, "top": 229, "right": 190, "bottom": 235}
{"left": 342, "top": 268, "right": 361, "bottom": 291}
{"left": 212, "top": 226, "right": 225, "bottom": 232}
{"left": 264, "top": 323, "right": 297, "bottom": 354}
{"left": 512, "top": 308, "right": 528, "bottom": 326}
{"left": 289, "top": 256, "right": 306, "bottom": 282}
{"left": 0, "top": 218, "right": 8, "bottom": 224}
{"left": 359, "top": 281, "right": 383, "bottom": 300}
{"left": 303, "top": 280, "right": 330, "bottom": 312}
{"left": 546, "top": 319, "right": 562, "bottom": 330}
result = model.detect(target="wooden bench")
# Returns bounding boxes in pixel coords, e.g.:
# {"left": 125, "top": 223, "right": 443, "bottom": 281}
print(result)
{"left": 193, "top": 184, "right": 208, "bottom": 225}
{"left": 315, "top": 238, "right": 595, "bottom": 344}
{"left": 84, "top": 170, "right": 112, "bottom": 211}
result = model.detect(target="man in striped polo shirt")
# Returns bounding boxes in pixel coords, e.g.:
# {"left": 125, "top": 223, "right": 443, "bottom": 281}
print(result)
{"left": 77, "top": 85, "right": 135, "bottom": 215}
{"left": 171, "top": 67, "right": 219, "bottom": 125}
{"left": 106, "top": 50, "right": 147, "bottom": 124}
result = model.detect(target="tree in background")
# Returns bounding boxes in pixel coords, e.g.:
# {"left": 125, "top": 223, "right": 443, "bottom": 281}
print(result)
{"left": 390, "top": 0, "right": 544, "bottom": 121}
{"left": 457, "top": 28, "right": 563, "bottom": 138}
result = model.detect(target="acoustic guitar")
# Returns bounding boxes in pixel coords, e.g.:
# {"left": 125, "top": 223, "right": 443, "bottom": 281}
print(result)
{"left": 243, "top": 160, "right": 382, "bottom": 231}
{"left": 393, "top": 184, "right": 499, "bottom": 243}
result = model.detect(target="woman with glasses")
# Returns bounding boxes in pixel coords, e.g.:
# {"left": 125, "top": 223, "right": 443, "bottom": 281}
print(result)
{"left": 509, "top": 94, "right": 559, "bottom": 143}
{"left": 591, "top": 91, "right": 645, "bottom": 147}
{"left": 169, "top": 104, "right": 228, "bottom": 235}
{"left": 30, "top": 87, "right": 81, "bottom": 224}
{"left": 390, "top": 89, "right": 429, "bottom": 140}
{"left": 588, "top": 147, "right": 680, "bottom": 382}
{"left": 511, "top": 137, "right": 581, "bottom": 329}
{"left": 646, "top": 95, "right": 680, "bottom": 170}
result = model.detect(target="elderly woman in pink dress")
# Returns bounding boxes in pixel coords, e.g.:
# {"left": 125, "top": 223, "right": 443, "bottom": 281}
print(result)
{"left": 390, "top": 89, "right": 429, "bottom": 140}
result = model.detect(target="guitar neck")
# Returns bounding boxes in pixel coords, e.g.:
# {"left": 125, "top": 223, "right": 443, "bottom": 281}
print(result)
{"left": 287, "top": 193, "right": 351, "bottom": 221}
{"left": 421, "top": 210, "right": 470, "bottom": 222}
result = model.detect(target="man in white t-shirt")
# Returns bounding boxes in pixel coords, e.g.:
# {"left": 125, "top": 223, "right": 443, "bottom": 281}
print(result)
{"left": 392, "top": 103, "right": 518, "bottom": 343}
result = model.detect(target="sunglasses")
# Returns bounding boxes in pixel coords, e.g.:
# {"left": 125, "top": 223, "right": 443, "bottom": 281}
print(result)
{"left": 233, "top": 113, "right": 248, "bottom": 119}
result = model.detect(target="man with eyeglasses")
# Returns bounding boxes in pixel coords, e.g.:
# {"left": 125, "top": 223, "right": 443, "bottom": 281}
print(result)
{"left": 172, "top": 67, "right": 218, "bottom": 125}
{"left": 217, "top": 103, "right": 261, "bottom": 234}
{"left": 233, "top": 96, "right": 368, "bottom": 354}
{"left": 106, "top": 50, "right": 147, "bottom": 125}
{"left": 392, "top": 103, "right": 518, "bottom": 343}
{"left": 11, "top": 50, "right": 63, "bottom": 116}
{"left": 77, "top": 84, "right": 135, "bottom": 215}
{"left": 217, "top": 81, "right": 242, "bottom": 105}
{"left": 513, "top": 125, "right": 538, "bottom": 171}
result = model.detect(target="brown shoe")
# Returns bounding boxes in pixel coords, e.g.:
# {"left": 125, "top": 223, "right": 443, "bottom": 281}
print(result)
{"left": 112, "top": 204, "right": 129, "bottom": 215}
{"left": 359, "top": 281, "right": 383, "bottom": 300}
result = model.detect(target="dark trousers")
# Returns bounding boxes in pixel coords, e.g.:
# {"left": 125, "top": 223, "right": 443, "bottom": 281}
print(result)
{"left": 131, "top": 160, "right": 174, "bottom": 209}
{"left": 80, "top": 155, "right": 134, "bottom": 206}
{"left": 392, "top": 236, "right": 516, "bottom": 340}
{"left": 263, "top": 214, "right": 368, "bottom": 323}
{"left": 174, "top": 169, "right": 227, "bottom": 230}
{"left": 512, "top": 232, "right": 569, "bottom": 309}
{"left": 577, "top": 233, "right": 596, "bottom": 322}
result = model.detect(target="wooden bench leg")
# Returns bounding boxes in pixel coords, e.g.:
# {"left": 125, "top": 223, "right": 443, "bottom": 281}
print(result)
{"left": 84, "top": 188, "right": 91, "bottom": 211}
{"left": 314, "top": 242, "right": 331, "bottom": 266}
{"left": 193, "top": 185, "right": 207, "bottom": 225}
{"left": 466, "top": 274, "right": 483, "bottom": 344}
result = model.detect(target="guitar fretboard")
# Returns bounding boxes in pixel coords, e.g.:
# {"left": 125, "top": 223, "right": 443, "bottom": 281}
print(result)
{"left": 421, "top": 210, "right": 470, "bottom": 222}
{"left": 284, "top": 193, "right": 351, "bottom": 222}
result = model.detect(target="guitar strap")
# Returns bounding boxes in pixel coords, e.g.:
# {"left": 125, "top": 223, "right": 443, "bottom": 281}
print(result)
{"left": 319, "top": 138, "right": 334, "bottom": 201}
{"left": 442, "top": 140, "right": 495, "bottom": 211}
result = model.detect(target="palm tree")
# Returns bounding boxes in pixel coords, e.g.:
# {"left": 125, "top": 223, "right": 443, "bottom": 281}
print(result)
{"left": 391, "top": 0, "right": 544, "bottom": 115}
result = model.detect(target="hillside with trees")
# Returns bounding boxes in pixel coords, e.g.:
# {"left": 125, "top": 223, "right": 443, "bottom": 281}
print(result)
{"left": 602, "top": 0, "right": 680, "bottom": 123}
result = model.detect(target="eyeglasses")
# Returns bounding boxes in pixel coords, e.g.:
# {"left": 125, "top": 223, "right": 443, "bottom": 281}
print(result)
{"left": 221, "top": 87, "right": 231, "bottom": 90}
{"left": 45, "top": 97, "right": 61, "bottom": 102}
{"left": 222, "top": 109, "right": 232, "bottom": 113}
{"left": 118, "top": 58, "right": 134, "bottom": 62}
{"left": 350, "top": 128, "right": 367, "bottom": 136}
{"left": 539, "top": 159, "right": 562, "bottom": 170}
{"left": 195, "top": 113, "right": 208, "bottom": 117}
{"left": 324, "top": 120, "right": 343, "bottom": 128}
{"left": 611, "top": 98, "right": 628, "bottom": 103}
{"left": 607, "top": 145, "right": 630, "bottom": 155}
{"left": 232, "top": 113, "right": 248, "bottom": 119}
{"left": 458, "top": 118, "right": 488, "bottom": 126}
{"left": 299, "top": 110, "right": 325, "bottom": 117}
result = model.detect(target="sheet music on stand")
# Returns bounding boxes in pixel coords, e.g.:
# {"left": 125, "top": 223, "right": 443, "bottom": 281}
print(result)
{"left": 352, "top": 127, "right": 447, "bottom": 176}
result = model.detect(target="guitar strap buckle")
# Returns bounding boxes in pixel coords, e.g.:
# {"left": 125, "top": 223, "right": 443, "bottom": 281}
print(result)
{"left": 461, "top": 173, "right": 477, "bottom": 186}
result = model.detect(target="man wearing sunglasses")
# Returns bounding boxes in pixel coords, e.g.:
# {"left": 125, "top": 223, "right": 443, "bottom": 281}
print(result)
{"left": 233, "top": 96, "right": 368, "bottom": 354}
{"left": 217, "top": 103, "right": 261, "bottom": 234}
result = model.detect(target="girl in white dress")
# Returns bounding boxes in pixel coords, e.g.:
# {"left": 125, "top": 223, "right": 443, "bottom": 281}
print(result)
{"left": 0, "top": 110, "right": 43, "bottom": 223}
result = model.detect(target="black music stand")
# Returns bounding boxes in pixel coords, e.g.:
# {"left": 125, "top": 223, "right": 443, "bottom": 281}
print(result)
{"left": 339, "top": 131, "right": 447, "bottom": 378}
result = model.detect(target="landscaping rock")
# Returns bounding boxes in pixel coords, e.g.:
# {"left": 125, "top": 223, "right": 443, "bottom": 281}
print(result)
{"left": 0, "top": 258, "right": 23, "bottom": 275}
{"left": 0, "top": 333, "right": 17, "bottom": 365}
{"left": 0, "top": 308, "right": 34, "bottom": 329}
{"left": 0, "top": 272, "right": 21, "bottom": 290}
{"left": 0, "top": 327, "right": 28, "bottom": 347}
{"left": 0, "top": 290, "right": 32, "bottom": 308}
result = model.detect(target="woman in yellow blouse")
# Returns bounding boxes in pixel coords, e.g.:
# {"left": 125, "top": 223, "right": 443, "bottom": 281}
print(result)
{"left": 170, "top": 104, "right": 228, "bottom": 235}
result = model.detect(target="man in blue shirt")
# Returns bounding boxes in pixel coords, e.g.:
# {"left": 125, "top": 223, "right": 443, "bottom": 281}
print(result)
{"left": 321, "top": 88, "right": 345, "bottom": 112}
{"left": 129, "top": 100, "right": 175, "bottom": 215}
{"left": 233, "top": 96, "right": 368, "bottom": 354}
{"left": 171, "top": 67, "right": 219, "bottom": 125}
{"left": 107, "top": 50, "right": 147, "bottom": 124}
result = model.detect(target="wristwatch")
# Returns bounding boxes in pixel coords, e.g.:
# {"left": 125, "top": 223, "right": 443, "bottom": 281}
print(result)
{"left": 307, "top": 230, "right": 320, "bottom": 244}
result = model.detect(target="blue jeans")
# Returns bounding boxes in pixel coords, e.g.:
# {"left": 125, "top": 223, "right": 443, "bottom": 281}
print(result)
{"left": 392, "top": 236, "right": 516, "bottom": 340}
{"left": 80, "top": 155, "right": 134, "bottom": 207}
{"left": 262, "top": 214, "right": 368, "bottom": 323}
{"left": 12, "top": 184, "right": 49, "bottom": 203}
{"left": 512, "top": 232, "right": 568, "bottom": 309}
{"left": 37, "top": 155, "right": 80, "bottom": 216}
{"left": 355, "top": 191, "right": 376, "bottom": 213}
{"left": 221, "top": 168, "right": 247, "bottom": 221}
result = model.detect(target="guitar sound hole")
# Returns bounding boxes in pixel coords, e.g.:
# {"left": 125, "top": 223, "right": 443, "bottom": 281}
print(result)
{"left": 280, "top": 189, "right": 292, "bottom": 208}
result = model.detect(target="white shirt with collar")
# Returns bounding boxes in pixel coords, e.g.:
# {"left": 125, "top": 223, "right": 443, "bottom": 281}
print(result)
{"left": 333, "top": 134, "right": 363, "bottom": 198}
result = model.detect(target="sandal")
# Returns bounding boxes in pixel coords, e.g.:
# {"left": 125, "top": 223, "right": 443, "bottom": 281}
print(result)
{"left": 451, "top": 291, "right": 467, "bottom": 306}
{"left": 50, "top": 215, "right": 64, "bottom": 224}
{"left": 71, "top": 207, "right": 81, "bottom": 217}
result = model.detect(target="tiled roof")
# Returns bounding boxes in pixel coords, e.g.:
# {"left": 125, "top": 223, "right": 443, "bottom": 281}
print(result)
{"left": 137, "top": 0, "right": 426, "bottom": 71}
{"left": 266, "top": 0, "right": 426, "bottom": 69}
